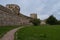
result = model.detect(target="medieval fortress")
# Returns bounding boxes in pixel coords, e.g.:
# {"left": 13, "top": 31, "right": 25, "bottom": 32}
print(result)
{"left": 0, "top": 4, "right": 37, "bottom": 26}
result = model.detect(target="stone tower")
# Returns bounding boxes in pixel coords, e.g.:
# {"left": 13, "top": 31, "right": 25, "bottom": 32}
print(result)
{"left": 30, "top": 13, "right": 37, "bottom": 19}
{"left": 6, "top": 4, "right": 20, "bottom": 15}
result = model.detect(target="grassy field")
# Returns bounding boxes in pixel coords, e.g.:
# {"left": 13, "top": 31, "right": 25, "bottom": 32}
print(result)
{"left": 0, "top": 26, "right": 19, "bottom": 38}
{"left": 15, "top": 25, "right": 60, "bottom": 40}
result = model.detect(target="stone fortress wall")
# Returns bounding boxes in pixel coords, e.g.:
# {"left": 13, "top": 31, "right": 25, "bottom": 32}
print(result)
{"left": 0, "top": 4, "right": 34, "bottom": 26}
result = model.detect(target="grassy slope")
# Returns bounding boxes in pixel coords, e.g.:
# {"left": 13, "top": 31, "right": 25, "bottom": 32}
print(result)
{"left": 16, "top": 25, "right": 60, "bottom": 40}
{"left": 0, "top": 26, "right": 18, "bottom": 38}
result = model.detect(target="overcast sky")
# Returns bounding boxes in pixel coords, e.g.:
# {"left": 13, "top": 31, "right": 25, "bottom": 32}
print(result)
{"left": 0, "top": 0, "right": 60, "bottom": 20}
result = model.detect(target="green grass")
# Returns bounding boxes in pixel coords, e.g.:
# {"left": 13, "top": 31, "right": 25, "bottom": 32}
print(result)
{"left": 15, "top": 25, "right": 60, "bottom": 40}
{"left": 0, "top": 26, "right": 19, "bottom": 38}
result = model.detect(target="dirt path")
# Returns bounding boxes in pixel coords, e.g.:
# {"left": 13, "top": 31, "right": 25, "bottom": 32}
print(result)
{"left": 0, "top": 27, "right": 23, "bottom": 40}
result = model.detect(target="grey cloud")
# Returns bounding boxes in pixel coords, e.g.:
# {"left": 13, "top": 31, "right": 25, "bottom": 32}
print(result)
{"left": 0, "top": 0, "right": 60, "bottom": 20}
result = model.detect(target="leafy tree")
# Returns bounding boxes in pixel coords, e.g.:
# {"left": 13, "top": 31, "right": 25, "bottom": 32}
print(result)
{"left": 30, "top": 19, "right": 40, "bottom": 26}
{"left": 46, "top": 15, "right": 58, "bottom": 25}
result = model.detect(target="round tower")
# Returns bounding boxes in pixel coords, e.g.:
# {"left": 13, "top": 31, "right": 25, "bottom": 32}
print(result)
{"left": 6, "top": 4, "right": 20, "bottom": 15}
{"left": 30, "top": 13, "right": 37, "bottom": 19}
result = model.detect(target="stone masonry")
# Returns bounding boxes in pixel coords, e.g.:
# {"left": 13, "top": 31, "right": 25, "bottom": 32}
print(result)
{"left": 0, "top": 4, "right": 32, "bottom": 26}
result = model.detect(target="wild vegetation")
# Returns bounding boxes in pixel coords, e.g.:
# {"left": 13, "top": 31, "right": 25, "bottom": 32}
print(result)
{"left": 15, "top": 25, "right": 60, "bottom": 40}
{"left": 30, "top": 19, "right": 40, "bottom": 26}
{"left": 0, "top": 26, "right": 18, "bottom": 38}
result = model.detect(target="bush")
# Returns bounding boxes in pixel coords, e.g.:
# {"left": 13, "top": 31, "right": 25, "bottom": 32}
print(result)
{"left": 46, "top": 15, "right": 58, "bottom": 25}
{"left": 30, "top": 19, "right": 40, "bottom": 26}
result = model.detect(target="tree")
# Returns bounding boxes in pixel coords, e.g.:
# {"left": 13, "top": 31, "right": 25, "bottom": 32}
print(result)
{"left": 46, "top": 15, "right": 57, "bottom": 25}
{"left": 30, "top": 19, "right": 40, "bottom": 26}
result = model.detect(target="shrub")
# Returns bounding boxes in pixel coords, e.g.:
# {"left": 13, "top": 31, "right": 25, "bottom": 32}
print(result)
{"left": 30, "top": 19, "right": 40, "bottom": 26}
{"left": 57, "top": 21, "right": 60, "bottom": 25}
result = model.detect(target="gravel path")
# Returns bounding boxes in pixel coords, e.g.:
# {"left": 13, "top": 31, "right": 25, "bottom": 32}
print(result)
{"left": 0, "top": 27, "right": 23, "bottom": 40}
